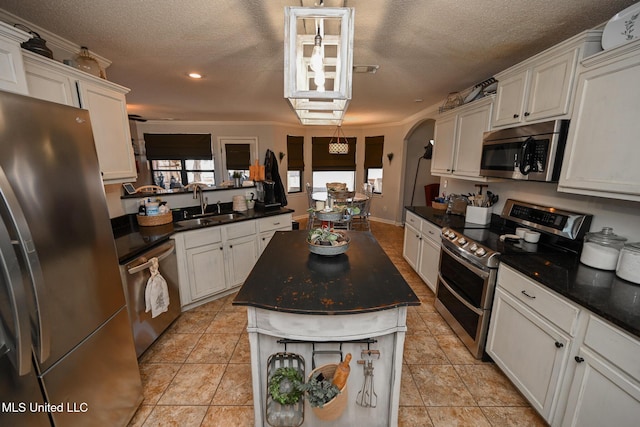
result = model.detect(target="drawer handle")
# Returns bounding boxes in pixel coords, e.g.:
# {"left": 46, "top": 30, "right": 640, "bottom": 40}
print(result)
{"left": 521, "top": 290, "right": 536, "bottom": 299}
{"left": 273, "top": 222, "right": 280, "bottom": 225}
{"left": 575, "top": 356, "right": 584, "bottom": 363}
{"left": 555, "top": 341, "right": 564, "bottom": 348}
{"left": 428, "top": 230, "right": 434, "bottom": 235}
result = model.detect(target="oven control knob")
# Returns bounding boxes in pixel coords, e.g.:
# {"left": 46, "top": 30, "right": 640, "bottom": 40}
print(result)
{"left": 458, "top": 237, "right": 467, "bottom": 245}
{"left": 469, "top": 244, "right": 478, "bottom": 251}
{"left": 475, "top": 247, "right": 487, "bottom": 256}
{"left": 448, "top": 232, "right": 456, "bottom": 239}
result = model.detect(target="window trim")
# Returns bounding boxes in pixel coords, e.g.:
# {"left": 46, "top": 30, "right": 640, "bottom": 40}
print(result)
{"left": 287, "top": 135, "right": 304, "bottom": 193}
{"left": 219, "top": 137, "right": 258, "bottom": 182}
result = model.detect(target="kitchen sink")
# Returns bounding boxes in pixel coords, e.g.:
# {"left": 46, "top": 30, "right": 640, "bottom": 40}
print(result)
{"left": 174, "top": 212, "right": 245, "bottom": 229}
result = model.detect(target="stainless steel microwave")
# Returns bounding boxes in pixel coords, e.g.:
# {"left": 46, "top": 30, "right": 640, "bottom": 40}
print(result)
{"left": 480, "top": 120, "right": 569, "bottom": 181}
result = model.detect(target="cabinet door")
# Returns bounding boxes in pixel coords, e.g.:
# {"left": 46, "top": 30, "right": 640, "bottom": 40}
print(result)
{"left": 417, "top": 235, "right": 440, "bottom": 292}
{"left": 492, "top": 70, "right": 528, "bottom": 127}
{"left": 77, "top": 80, "right": 136, "bottom": 182}
{"left": 431, "top": 113, "right": 456, "bottom": 175}
{"left": 0, "top": 35, "right": 28, "bottom": 95}
{"left": 258, "top": 228, "right": 290, "bottom": 255}
{"left": 403, "top": 223, "right": 421, "bottom": 270}
{"left": 487, "top": 287, "right": 570, "bottom": 422}
{"left": 452, "top": 101, "right": 492, "bottom": 177}
{"left": 558, "top": 49, "right": 640, "bottom": 201}
{"left": 24, "top": 60, "right": 77, "bottom": 106}
{"left": 526, "top": 49, "right": 577, "bottom": 122}
{"left": 562, "top": 348, "right": 640, "bottom": 427}
{"left": 225, "top": 235, "right": 259, "bottom": 287}
{"left": 186, "top": 244, "right": 226, "bottom": 301}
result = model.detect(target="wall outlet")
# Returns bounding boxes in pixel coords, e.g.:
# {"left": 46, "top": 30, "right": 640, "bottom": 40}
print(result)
{"left": 443, "top": 179, "right": 448, "bottom": 188}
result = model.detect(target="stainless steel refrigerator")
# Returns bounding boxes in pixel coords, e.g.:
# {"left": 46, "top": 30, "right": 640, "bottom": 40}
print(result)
{"left": 0, "top": 90, "right": 142, "bottom": 426}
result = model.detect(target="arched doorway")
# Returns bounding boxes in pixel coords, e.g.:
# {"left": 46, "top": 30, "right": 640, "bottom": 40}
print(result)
{"left": 402, "top": 119, "right": 439, "bottom": 221}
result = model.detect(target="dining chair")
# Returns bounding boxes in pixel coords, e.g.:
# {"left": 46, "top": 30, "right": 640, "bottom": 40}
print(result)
{"left": 306, "top": 183, "right": 321, "bottom": 229}
{"left": 330, "top": 190, "right": 356, "bottom": 230}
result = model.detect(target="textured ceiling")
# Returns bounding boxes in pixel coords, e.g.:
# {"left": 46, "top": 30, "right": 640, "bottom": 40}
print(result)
{"left": 0, "top": 0, "right": 636, "bottom": 125}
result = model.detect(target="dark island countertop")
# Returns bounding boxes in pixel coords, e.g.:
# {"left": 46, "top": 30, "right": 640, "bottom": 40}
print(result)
{"left": 112, "top": 207, "right": 294, "bottom": 264}
{"left": 405, "top": 205, "right": 640, "bottom": 338}
{"left": 233, "top": 230, "right": 420, "bottom": 315}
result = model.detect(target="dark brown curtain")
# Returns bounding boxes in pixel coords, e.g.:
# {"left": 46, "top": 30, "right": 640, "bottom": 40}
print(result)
{"left": 144, "top": 133, "right": 212, "bottom": 159}
{"left": 311, "top": 137, "right": 357, "bottom": 171}
{"left": 225, "top": 143, "right": 251, "bottom": 169}
{"left": 287, "top": 135, "right": 304, "bottom": 170}
{"left": 364, "top": 136, "right": 384, "bottom": 168}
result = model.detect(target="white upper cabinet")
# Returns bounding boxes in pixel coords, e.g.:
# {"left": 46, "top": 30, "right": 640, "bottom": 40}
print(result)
{"left": 492, "top": 31, "right": 602, "bottom": 128}
{"left": 432, "top": 96, "right": 493, "bottom": 181}
{"left": 23, "top": 51, "right": 136, "bottom": 183}
{"left": 558, "top": 40, "right": 640, "bottom": 201}
{"left": 0, "top": 22, "right": 29, "bottom": 95}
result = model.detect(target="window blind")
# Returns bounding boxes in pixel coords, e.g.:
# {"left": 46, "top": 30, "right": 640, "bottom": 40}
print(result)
{"left": 144, "top": 134, "right": 212, "bottom": 160}
{"left": 364, "top": 136, "right": 384, "bottom": 168}
{"left": 311, "top": 137, "right": 356, "bottom": 171}
{"left": 287, "top": 135, "right": 304, "bottom": 170}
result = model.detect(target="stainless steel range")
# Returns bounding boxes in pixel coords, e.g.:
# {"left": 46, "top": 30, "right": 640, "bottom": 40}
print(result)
{"left": 435, "top": 199, "right": 592, "bottom": 359}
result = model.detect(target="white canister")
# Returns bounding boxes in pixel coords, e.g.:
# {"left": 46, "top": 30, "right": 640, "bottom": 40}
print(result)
{"left": 616, "top": 242, "right": 640, "bottom": 284}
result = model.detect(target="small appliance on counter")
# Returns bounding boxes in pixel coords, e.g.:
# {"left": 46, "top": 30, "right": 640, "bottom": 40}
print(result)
{"left": 255, "top": 180, "right": 280, "bottom": 210}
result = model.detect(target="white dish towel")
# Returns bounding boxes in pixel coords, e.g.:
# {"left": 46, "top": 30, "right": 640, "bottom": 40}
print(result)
{"left": 145, "top": 257, "right": 170, "bottom": 318}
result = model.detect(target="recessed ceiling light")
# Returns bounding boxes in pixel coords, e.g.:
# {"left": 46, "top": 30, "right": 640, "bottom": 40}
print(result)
{"left": 414, "top": 98, "right": 423, "bottom": 103}
{"left": 353, "top": 65, "right": 379, "bottom": 74}
{"left": 188, "top": 72, "right": 203, "bottom": 79}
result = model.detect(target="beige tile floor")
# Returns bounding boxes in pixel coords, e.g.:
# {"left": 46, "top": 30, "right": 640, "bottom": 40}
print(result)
{"left": 128, "top": 221, "right": 547, "bottom": 427}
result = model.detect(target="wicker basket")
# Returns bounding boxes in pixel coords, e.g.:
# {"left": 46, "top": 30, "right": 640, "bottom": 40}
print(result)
{"left": 136, "top": 211, "right": 173, "bottom": 227}
{"left": 308, "top": 364, "right": 348, "bottom": 421}
{"left": 432, "top": 201, "right": 448, "bottom": 211}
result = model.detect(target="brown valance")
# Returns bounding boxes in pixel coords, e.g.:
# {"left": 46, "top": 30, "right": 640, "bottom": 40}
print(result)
{"left": 364, "top": 136, "right": 384, "bottom": 168}
{"left": 287, "top": 135, "right": 304, "bottom": 170}
{"left": 311, "top": 136, "right": 357, "bottom": 171}
{"left": 144, "top": 133, "right": 212, "bottom": 160}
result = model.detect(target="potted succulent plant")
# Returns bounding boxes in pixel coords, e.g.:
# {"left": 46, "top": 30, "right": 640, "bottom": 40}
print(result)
{"left": 307, "top": 228, "right": 350, "bottom": 255}
{"left": 232, "top": 171, "right": 243, "bottom": 187}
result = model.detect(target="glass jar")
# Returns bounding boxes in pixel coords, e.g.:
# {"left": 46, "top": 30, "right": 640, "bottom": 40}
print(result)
{"left": 74, "top": 46, "right": 102, "bottom": 78}
{"left": 580, "top": 227, "right": 628, "bottom": 271}
{"left": 616, "top": 242, "right": 640, "bottom": 284}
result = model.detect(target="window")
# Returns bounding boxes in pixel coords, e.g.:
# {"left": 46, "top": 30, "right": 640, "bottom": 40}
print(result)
{"left": 364, "top": 136, "right": 384, "bottom": 194}
{"left": 311, "top": 136, "right": 356, "bottom": 191}
{"left": 287, "top": 135, "right": 304, "bottom": 193}
{"left": 220, "top": 137, "right": 258, "bottom": 181}
{"left": 144, "top": 134, "right": 214, "bottom": 188}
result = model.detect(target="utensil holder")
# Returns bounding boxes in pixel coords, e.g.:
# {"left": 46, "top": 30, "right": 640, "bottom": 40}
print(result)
{"left": 465, "top": 206, "right": 492, "bottom": 225}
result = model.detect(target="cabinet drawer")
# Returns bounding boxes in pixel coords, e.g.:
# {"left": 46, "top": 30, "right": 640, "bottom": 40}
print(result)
{"left": 184, "top": 227, "right": 222, "bottom": 249}
{"left": 583, "top": 315, "right": 640, "bottom": 381}
{"left": 405, "top": 211, "right": 422, "bottom": 233}
{"left": 225, "top": 220, "right": 256, "bottom": 240}
{"left": 258, "top": 214, "right": 292, "bottom": 233}
{"left": 497, "top": 264, "right": 580, "bottom": 335}
{"left": 422, "top": 220, "right": 441, "bottom": 244}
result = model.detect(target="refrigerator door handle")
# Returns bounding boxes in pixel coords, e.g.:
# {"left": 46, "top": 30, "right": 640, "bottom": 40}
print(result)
{"left": 0, "top": 167, "right": 50, "bottom": 364}
{"left": 0, "top": 208, "right": 32, "bottom": 375}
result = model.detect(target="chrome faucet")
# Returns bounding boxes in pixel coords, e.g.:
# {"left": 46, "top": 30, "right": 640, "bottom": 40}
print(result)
{"left": 216, "top": 200, "right": 222, "bottom": 214}
{"left": 193, "top": 185, "right": 208, "bottom": 215}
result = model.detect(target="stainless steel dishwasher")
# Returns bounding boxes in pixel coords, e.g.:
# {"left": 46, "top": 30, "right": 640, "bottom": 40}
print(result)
{"left": 119, "top": 240, "right": 181, "bottom": 357}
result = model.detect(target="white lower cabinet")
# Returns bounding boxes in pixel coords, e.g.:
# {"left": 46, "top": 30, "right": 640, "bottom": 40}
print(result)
{"left": 403, "top": 211, "right": 440, "bottom": 292}
{"left": 488, "top": 264, "right": 640, "bottom": 426}
{"left": 487, "top": 285, "right": 571, "bottom": 421}
{"left": 175, "top": 214, "right": 292, "bottom": 309}
{"left": 561, "top": 316, "right": 640, "bottom": 427}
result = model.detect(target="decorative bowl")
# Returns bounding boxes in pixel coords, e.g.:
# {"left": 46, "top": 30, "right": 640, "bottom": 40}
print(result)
{"left": 315, "top": 210, "right": 345, "bottom": 222}
{"left": 307, "top": 235, "right": 350, "bottom": 256}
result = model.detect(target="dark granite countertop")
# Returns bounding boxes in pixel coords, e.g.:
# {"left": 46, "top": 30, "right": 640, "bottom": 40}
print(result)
{"left": 405, "top": 206, "right": 640, "bottom": 338}
{"left": 232, "top": 230, "right": 420, "bottom": 315}
{"left": 112, "top": 207, "right": 294, "bottom": 265}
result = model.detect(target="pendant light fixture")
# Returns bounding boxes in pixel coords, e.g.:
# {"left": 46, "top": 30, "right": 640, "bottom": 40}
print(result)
{"left": 328, "top": 125, "right": 349, "bottom": 154}
{"left": 284, "top": 4, "right": 355, "bottom": 125}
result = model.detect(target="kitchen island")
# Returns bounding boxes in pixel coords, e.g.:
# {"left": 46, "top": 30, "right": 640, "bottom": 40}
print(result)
{"left": 233, "top": 230, "right": 420, "bottom": 427}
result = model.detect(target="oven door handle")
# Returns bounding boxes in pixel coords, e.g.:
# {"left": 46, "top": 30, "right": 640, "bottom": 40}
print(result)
{"left": 127, "top": 245, "right": 175, "bottom": 275}
{"left": 437, "top": 274, "right": 484, "bottom": 316}
{"left": 440, "top": 243, "right": 490, "bottom": 279}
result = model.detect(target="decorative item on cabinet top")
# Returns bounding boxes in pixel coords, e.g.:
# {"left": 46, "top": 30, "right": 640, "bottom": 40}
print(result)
{"left": 14, "top": 24, "right": 53, "bottom": 58}
{"left": 602, "top": 1, "right": 640, "bottom": 50}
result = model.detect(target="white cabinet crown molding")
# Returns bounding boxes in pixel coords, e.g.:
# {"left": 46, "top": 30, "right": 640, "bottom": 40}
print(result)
{"left": 0, "top": 9, "right": 111, "bottom": 70}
